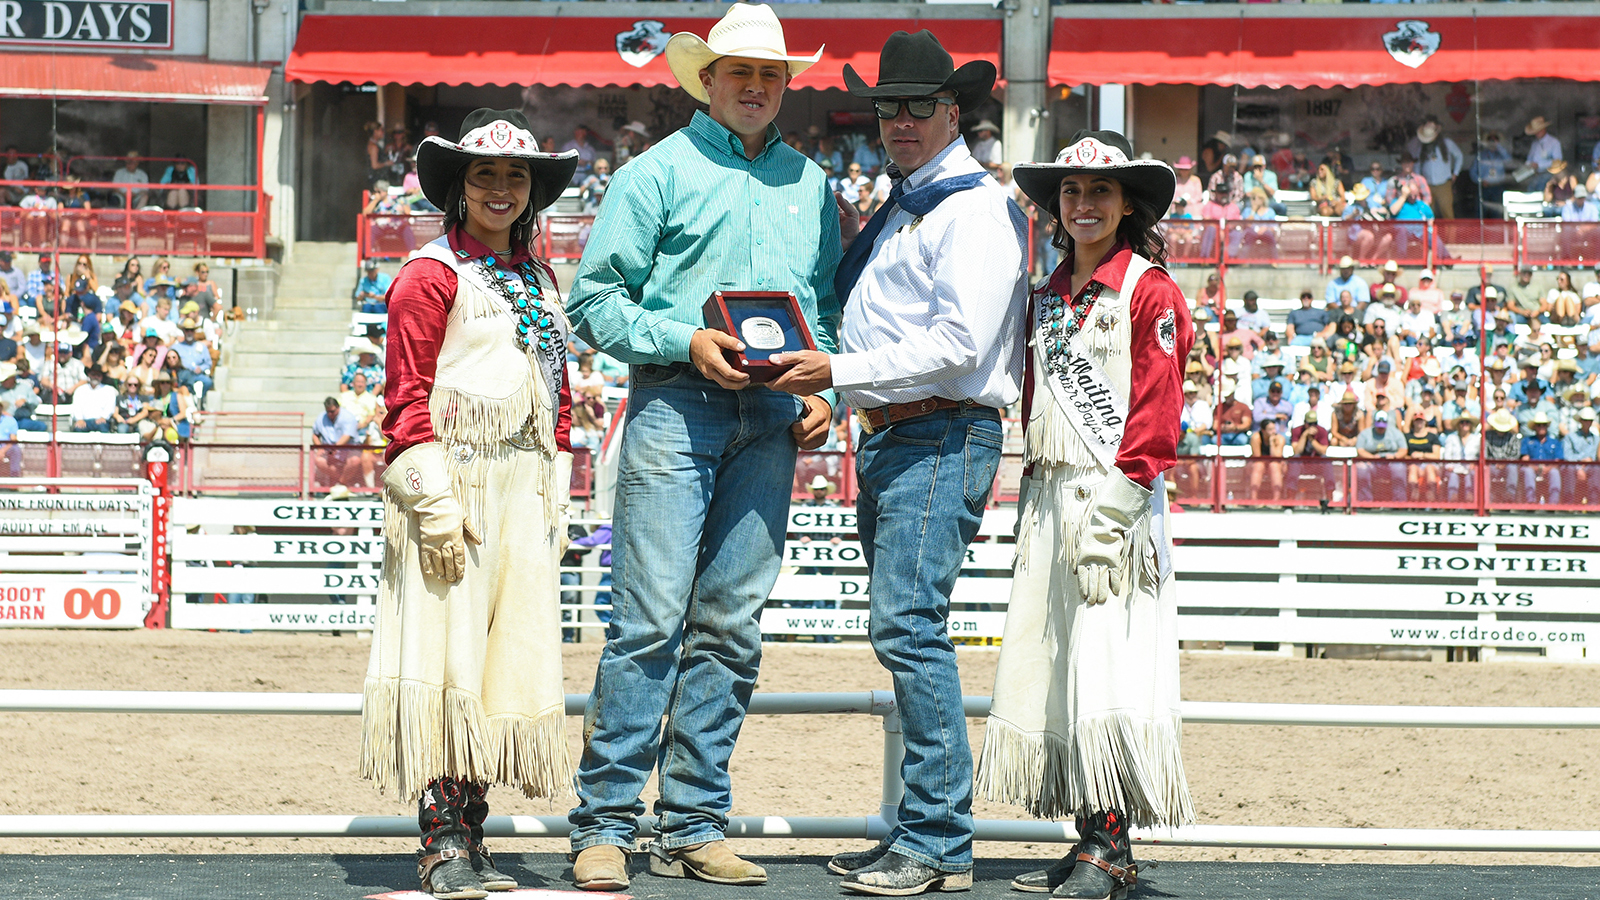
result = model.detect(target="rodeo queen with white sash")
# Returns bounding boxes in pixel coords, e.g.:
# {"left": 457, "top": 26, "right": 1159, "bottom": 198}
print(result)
{"left": 974, "top": 130, "right": 1196, "bottom": 900}
{"left": 360, "top": 109, "right": 578, "bottom": 900}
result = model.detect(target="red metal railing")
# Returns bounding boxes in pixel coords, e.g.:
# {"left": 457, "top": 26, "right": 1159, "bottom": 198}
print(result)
{"left": 1159, "top": 218, "right": 1543, "bottom": 272}
{"left": 357, "top": 202, "right": 594, "bottom": 263}
{"left": 0, "top": 179, "right": 268, "bottom": 258}
{"left": 10, "top": 435, "right": 1600, "bottom": 515}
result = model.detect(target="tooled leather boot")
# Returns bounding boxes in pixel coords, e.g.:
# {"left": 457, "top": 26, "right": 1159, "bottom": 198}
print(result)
{"left": 418, "top": 778, "right": 487, "bottom": 900}
{"left": 1050, "top": 809, "right": 1136, "bottom": 900}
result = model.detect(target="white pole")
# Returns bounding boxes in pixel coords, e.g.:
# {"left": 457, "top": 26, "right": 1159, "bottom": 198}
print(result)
{"left": 5, "top": 816, "right": 1598, "bottom": 852}
{"left": 4, "top": 690, "right": 1596, "bottom": 730}
{"left": 879, "top": 706, "right": 904, "bottom": 832}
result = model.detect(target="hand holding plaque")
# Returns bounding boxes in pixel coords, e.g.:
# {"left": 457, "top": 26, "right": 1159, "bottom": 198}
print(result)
{"left": 701, "top": 291, "right": 818, "bottom": 384}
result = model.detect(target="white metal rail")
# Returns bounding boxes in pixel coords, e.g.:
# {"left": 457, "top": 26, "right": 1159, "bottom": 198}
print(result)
{"left": 2, "top": 689, "right": 1598, "bottom": 851}
{"left": 5, "top": 690, "right": 1600, "bottom": 729}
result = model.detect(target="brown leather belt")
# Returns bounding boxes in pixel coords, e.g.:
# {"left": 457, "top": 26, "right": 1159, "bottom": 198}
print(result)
{"left": 855, "top": 397, "right": 992, "bottom": 434}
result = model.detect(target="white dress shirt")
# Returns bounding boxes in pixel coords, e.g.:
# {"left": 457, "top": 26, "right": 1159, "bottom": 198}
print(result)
{"left": 71, "top": 381, "right": 117, "bottom": 420}
{"left": 832, "top": 138, "right": 1027, "bottom": 410}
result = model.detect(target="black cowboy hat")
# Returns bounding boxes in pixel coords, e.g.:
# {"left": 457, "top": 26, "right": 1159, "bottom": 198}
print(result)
{"left": 415, "top": 109, "right": 578, "bottom": 214}
{"left": 842, "top": 30, "right": 995, "bottom": 111}
{"left": 1013, "top": 129, "right": 1176, "bottom": 214}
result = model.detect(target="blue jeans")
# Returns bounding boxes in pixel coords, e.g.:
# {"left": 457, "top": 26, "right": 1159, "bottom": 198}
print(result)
{"left": 570, "top": 364, "right": 802, "bottom": 852}
{"left": 853, "top": 406, "right": 1002, "bottom": 872}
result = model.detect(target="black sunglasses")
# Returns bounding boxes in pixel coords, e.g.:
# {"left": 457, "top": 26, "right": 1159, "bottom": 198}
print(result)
{"left": 871, "top": 98, "right": 955, "bottom": 120}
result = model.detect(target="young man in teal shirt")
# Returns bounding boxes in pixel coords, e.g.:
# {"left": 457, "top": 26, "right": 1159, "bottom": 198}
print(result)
{"left": 565, "top": 4, "right": 843, "bottom": 891}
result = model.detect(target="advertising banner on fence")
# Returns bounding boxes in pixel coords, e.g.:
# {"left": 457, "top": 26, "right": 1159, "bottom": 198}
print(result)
{"left": 169, "top": 600, "right": 377, "bottom": 632}
{"left": 0, "top": 580, "right": 147, "bottom": 628}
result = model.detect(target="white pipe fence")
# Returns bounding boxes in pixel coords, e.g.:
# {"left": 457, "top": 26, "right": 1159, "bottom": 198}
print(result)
{"left": 6, "top": 690, "right": 1600, "bottom": 729}
{"left": 3, "top": 689, "right": 1599, "bottom": 851}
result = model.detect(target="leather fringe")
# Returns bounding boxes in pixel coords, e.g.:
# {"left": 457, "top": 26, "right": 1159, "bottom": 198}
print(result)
{"left": 976, "top": 713, "right": 1195, "bottom": 829}
{"left": 360, "top": 679, "right": 570, "bottom": 801}
{"left": 489, "top": 706, "right": 573, "bottom": 800}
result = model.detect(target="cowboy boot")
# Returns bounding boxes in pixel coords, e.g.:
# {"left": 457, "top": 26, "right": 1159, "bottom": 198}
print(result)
{"left": 1051, "top": 810, "right": 1136, "bottom": 900}
{"left": 462, "top": 781, "right": 516, "bottom": 891}
{"left": 418, "top": 778, "right": 487, "bottom": 900}
{"left": 1010, "top": 815, "right": 1085, "bottom": 892}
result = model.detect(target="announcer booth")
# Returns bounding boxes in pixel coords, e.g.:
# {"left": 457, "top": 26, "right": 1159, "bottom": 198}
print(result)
{"left": 0, "top": 0, "right": 276, "bottom": 258}
{"left": 283, "top": 5, "right": 1003, "bottom": 246}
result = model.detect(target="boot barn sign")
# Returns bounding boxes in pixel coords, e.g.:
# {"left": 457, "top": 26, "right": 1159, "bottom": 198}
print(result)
{"left": 0, "top": 0, "right": 172, "bottom": 50}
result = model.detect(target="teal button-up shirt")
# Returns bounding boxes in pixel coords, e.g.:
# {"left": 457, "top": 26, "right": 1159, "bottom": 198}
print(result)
{"left": 567, "top": 111, "right": 842, "bottom": 374}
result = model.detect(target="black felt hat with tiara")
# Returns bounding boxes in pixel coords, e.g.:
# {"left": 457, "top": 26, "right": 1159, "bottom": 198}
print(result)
{"left": 842, "top": 30, "right": 995, "bottom": 111}
{"left": 1013, "top": 130, "right": 1176, "bottom": 215}
{"left": 415, "top": 108, "right": 578, "bottom": 214}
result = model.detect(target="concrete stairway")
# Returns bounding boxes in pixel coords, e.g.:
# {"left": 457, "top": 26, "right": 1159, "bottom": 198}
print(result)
{"left": 212, "top": 242, "right": 359, "bottom": 440}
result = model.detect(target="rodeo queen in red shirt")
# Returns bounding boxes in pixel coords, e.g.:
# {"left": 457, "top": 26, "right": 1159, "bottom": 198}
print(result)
{"left": 974, "top": 130, "right": 1196, "bottom": 900}
{"left": 359, "top": 108, "right": 577, "bottom": 900}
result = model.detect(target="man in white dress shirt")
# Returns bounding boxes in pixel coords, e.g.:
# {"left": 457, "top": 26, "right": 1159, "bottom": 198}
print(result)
{"left": 769, "top": 29, "right": 1027, "bottom": 897}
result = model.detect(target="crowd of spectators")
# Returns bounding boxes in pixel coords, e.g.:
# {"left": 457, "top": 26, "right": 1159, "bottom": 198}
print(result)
{"left": 1178, "top": 257, "right": 1600, "bottom": 506}
{"left": 3, "top": 149, "right": 202, "bottom": 231}
{"left": 1161, "top": 115, "right": 1600, "bottom": 230}
{"left": 0, "top": 253, "right": 228, "bottom": 458}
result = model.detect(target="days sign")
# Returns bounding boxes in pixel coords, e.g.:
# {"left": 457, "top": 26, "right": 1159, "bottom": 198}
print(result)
{"left": 0, "top": 0, "right": 173, "bottom": 50}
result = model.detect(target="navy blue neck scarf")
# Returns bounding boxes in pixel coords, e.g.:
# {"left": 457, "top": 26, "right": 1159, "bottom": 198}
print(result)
{"left": 833, "top": 169, "right": 990, "bottom": 305}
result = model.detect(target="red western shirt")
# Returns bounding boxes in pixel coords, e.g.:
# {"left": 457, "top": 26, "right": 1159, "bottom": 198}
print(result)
{"left": 1021, "top": 242, "right": 1193, "bottom": 489}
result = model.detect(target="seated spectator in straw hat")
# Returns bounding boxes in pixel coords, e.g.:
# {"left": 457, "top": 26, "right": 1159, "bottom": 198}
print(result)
{"left": 172, "top": 317, "right": 213, "bottom": 404}
{"left": 342, "top": 340, "right": 384, "bottom": 393}
{"left": 1325, "top": 256, "right": 1369, "bottom": 309}
{"left": 0, "top": 361, "right": 43, "bottom": 433}
{"left": 1220, "top": 309, "right": 1263, "bottom": 360}
{"left": 801, "top": 474, "right": 838, "bottom": 507}
{"left": 1329, "top": 390, "right": 1362, "bottom": 448}
{"left": 1520, "top": 412, "right": 1563, "bottom": 503}
{"left": 1214, "top": 378, "right": 1253, "bottom": 446}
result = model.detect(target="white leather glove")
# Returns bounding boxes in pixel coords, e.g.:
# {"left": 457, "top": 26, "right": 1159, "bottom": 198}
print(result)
{"left": 1075, "top": 469, "right": 1153, "bottom": 606}
{"left": 383, "top": 442, "right": 477, "bottom": 584}
{"left": 553, "top": 451, "right": 574, "bottom": 554}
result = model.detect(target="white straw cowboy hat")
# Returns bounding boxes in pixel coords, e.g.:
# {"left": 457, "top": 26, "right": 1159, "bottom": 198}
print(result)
{"left": 666, "top": 4, "right": 823, "bottom": 105}
{"left": 415, "top": 108, "right": 578, "bottom": 214}
{"left": 1014, "top": 130, "right": 1176, "bottom": 215}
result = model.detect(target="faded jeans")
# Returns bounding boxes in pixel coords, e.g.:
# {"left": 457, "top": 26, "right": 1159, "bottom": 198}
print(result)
{"left": 569, "top": 363, "right": 802, "bottom": 852}
{"left": 854, "top": 406, "right": 1003, "bottom": 872}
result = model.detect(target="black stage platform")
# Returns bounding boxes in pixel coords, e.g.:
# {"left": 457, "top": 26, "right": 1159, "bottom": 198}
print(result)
{"left": 3, "top": 854, "right": 1591, "bottom": 900}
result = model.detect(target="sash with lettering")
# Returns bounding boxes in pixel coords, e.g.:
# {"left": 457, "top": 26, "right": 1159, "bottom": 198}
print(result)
{"left": 1037, "top": 255, "right": 1155, "bottom": 471}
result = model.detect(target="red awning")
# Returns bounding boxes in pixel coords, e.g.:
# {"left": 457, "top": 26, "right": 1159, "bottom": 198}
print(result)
{"left": 286, "top": 15, "right": 1003, "bottom": 90}
{"left": 0, "top": 53, "right": 273, "bottom": 104}
{"left": 1050, "top": 14, "right": 1600, "bottom": 88}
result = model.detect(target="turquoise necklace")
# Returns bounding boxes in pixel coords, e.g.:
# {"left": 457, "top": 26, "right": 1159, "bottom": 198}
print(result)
{"left": 461, "top": 248, "right": 565, "bottom": 412}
